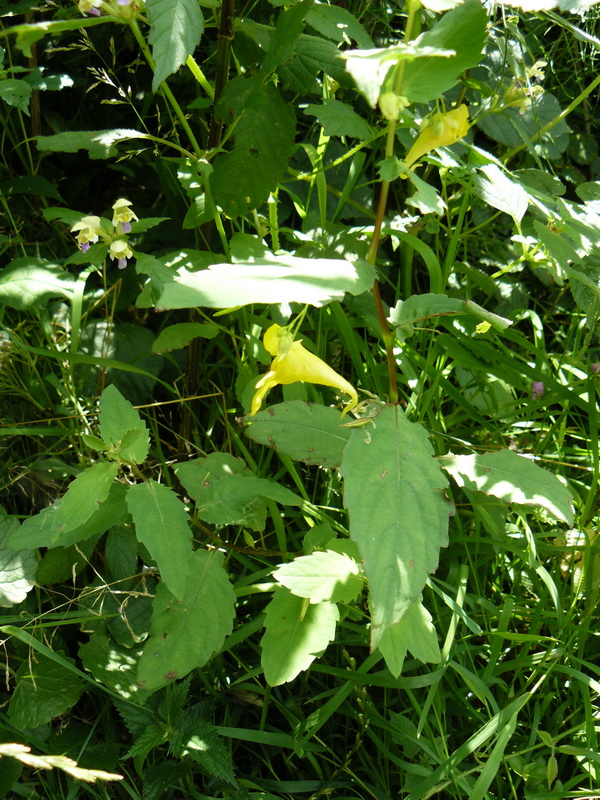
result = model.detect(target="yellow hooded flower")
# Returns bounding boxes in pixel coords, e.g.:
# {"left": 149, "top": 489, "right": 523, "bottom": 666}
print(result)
{"left": 404, "top": 104, "right": 469, "bottom": 170}
{"left": 250, "top": 324, "right": 358, "bottom": 417}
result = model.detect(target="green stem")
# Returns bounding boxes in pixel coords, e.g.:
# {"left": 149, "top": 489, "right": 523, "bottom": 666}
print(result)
{"left": 503, "top": 72, "right": 600, "bottom": 164}
{"left": 129, "top": 18, "right": 203, "bottom": 158}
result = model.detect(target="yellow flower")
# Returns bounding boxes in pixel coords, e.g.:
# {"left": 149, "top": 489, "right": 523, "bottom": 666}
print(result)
{"left": 404, "top": 104, "right": 469, "bottom": 170}
{"left": 71, "top": 215, "right": 104, "bottom": 252}
{"left": 109, "top": 239, "right": 133, "bottom": 269}
{"left": 250, "top": 324, "right": 358, "bottom": 417}
{"left": 112, "top": 198, "right": 138, "bottom": 228}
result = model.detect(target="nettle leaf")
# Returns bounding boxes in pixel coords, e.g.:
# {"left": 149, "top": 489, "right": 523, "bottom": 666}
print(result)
{"left": 9, "top": 483, "right": 128, "bottom": 550}
{"left": 175, "top": 452, "right": 302, "bottom": 531}
{"left": 152, "top": 322, "right": 219, "bottom": 353}
{"left": 280, "top": 31, "right": 350, "bottom": 93}
{"left": 273, "top": 550, "right": 363, "bottom": 604}
{"left": 439, "top": 450, "right": 574, "bottom": 524}
{"left": 51, "top": 461, "right": 119, "bottom": 535}
{"left": 9, "top": 653, "right": 84, "bottom": 729}
{"left": 172, "top": 705, "right": 236, "bottom": 785}
{"left": 261, "top": 587, "right": 339, "bottom": 686}
{"left": 211, "top": 76, "right": 295, "bottom": 217}
{"left": 0, "top": 512, "right": 36, "bottom": 607}
{"left": 304, "top": 99, "right": 372, "bottom": 139}
{"left": 260, "top": 0, "right": 311, "bottom": 78}
{"left": 378, "top": 601, "right": 441, "bottom": 678}
{"left": 146, "top": 0, "right": 204, "bottom": 91}
{"left": 126, "top": 480, "right": 193, "bottom": 600}
{"left": 0, "top": 257, "right": 76, "bottom": 309}
{"left": 340, "top": 405, "right": 451, "bottom": 649}
{"left": 79, "top": 634, "right": 148, "bottom": 702}
{"left": 99, "top": 384, "right": 150, "bottom": 464}
{"left": 137, "top": 550, "right": 235, "bottom": 691}
{"left": 152, "top": 233, "right": 375, "bottom": 309}
{"left": 473, "top": 163, "right": 529, "bottom": 223}
{"left": 306, "top": 4, "right": 374, "bottom": 48}
{"left": 0, "top": 78, "right": 32, "bottom": 113}
{"left": 37, "top": 129, "right": 153, "bottom": 159}
{"left": 245, "top": 401, "right": 352, "bottom": 468}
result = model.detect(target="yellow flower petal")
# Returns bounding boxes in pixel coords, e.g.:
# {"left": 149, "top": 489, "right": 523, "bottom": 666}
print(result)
{"left": 404, "top": 104, "right": 469, "bottom": 170}
{"left": 250, "top": 324, "right": 358, "bottom": 417}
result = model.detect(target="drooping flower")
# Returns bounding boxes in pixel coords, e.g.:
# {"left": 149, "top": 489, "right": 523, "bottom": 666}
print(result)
{"left": 109, "top": 239, "right": 133, "bottom": 270}
{"left": 112, "top": 198, "right": 138, "bottom": 232}
{"left": 78, "top": 0, "right": 103, "bottom": 15}
{"left": 71, "top": 216, "right": 104, "bottom": 251}
{"left": 404, "top": 104, "right": 469, "bottom": 171}
{"left": 250, "top": 324, "right": 358, "bottom": 417}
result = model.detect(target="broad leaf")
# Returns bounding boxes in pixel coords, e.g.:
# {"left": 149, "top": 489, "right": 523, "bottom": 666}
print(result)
{"left": 152, "top": 322, "right": 219, "bottom": 353}
{"left": 439, "top": 450, "right": 574, "bottom": 524}
{"left": 305, "top": 4, "right": 373, "bottom": 48}
{"left": 137, "top": 550, "right": 235, "bottom": 691}
{"left": 340, "top": 405, "right": 451, "bottom": 649}
{"left": 378, "top": 601, "right": 441, "bottom": 678}
{"left": 147, "top": 0, "right": 204, "bottom": 91}
{"left": 126, "top": 480, "right": 193, "bottom": 600}
{"left": 304, "top": 99, "right": 372, "bottom": 139}
{"left": 9, "top": 653, "right": 84, "bottom": 729}
{"left": 473, "top": 163, "right": 529, "bottom": 223}
{"left": 389, "top": 293, "right": 511, "bottom": 340}
{"left": 79, "top": 634, "right": 148, "bottom": 701}
{"left": 0, "top": 512, "right": 36, "bottom": 607}
{"left": 245, "top": 401, "right": 352, "bottom": 467}
{"left": 260, "top": 0, "right": 311, "bottom": 77}
{"left": 211, "top": 76, "right": 295, "bottom": 217}
{"left": 273, "top": 550, "right": 363, "bottom": 604}
{"left": 0, "top": 78, "right": 31, "bottom": 113}
{"left": 99, "top": 384, "right": 150, "bottom": 464}
{"left": 37, "top": 129, "right": 153, "bottom": 159}
{"left": 261, "top": 588, "right": 339, "bottom": 686}
{"left": 0, "top": 258, "right": 76, "bottom": 309}
{"left": 52, "top": 461, "right": 119, "bottom": 535}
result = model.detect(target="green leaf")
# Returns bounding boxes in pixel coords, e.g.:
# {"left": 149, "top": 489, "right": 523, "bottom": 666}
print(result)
{"left": 273, "top": 550, "right": 363, "bottom": 604}
{"left": 137, "top": 550, "right": 235, "bottom": 691}
{"left": 152, "top": 322, "right": 219, "bottom": 353}
{"left": 153, "top": 233, "right": 375, "bottom": 309}
{"left": 245, "top": 401, "right": 352, "bottom": 467}
{"left": 211, "top": 77, "right": 295, "bottom": 217}
{"left": 473, "top": 163, "right": 529, "bottom": 223}
{"left": 175, "top": 453, "right": 302, "bottom": 531}
{"left": 0, "top": 78, "right": 31, "bottom": 113}
{"left": 8, "top": 483, "right": 128, "bottom": 550}
{"left": 261, "top": 588, "right": 339, "bottom": 686}
{"left": 378, "top": 601, "right": 441, "bottom": 678}
{"left": 0, "top": 174, "right": 63, "bottom": 201}
{"left": 404, "top": 169, "right": 446, "bottom": 215}
{"left": 79, "top": 634, "right": 148, "bottom": 702}
{"left": 304, "top": 99, "right": 372, "bottom": 139}
{"left": 51, "top": 461, "right": 118, "bottom": 535}
{"left": 9, "top": 653, "right": 84, "bottom": 729}
{"left": 99, "top": 384, "right": 150, "bottom": 464}
{"left": 37, "top": 129, "right": 153, "bottom": 159}
{"left": 306, "top": 4, "right": 374, "bottom": 48}
{"left": 260, "top": 0, "right": 311, "bottom": 78}
{"left": 105, "top": 525, "right": 138, "bottom": 583}
{"left": 147, "top": 0, "right": 204, "bottom": 91}
{"left": 439, "top": 450, "right": 574, "bottom": 524}
{"left": 399, "top": 0, "right": 488, "bottom": 104}
{"left": 172, "top": 705, "right": 236, "bottom": 785}
{"left": 340, "top": 406, "right": 451, "bottom": 649}
{"left": 0, "top": 512, "right": 36, "bottom": 607}
{"left": 126, "top": 480, "right": 193, "bottom": 600}
{"left": 0, "top": 257, "right": 76, "bottom": 309}
{"left": 8, "top": 16, "right": 111, "bottom": 58}
{"left": 389, "top": 293, "right": 511, "bottom": 340}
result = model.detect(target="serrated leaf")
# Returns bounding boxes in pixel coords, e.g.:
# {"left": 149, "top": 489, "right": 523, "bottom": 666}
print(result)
{"left": 473, "top": 163, "right": 529, "bottom": 223}
{"left": 125, "top": 724, "right": 169, "bottom": 760}
{"left": 439, "top": 450, "right": 574, "bottom": 524}
{"left": 172, "top": 707, "right": 236, "bottom": 785}
{"left": 388, "top": 293, "right": 511, "bottom": 340}
{"left": 378, "top": 601, "right": 441, "bottom": 678}
{"left": 279, "top": 31, "right": 350, "bottom": 93}
{"left": 273, "top": 550, "right": 362, "bottom": 604}
{"left": 9, "top": 653, "right": 84, "bottom": 729}
{"left": 211, "top": 77, "right": 295, "bottom": 217}
{"left": 52, "top": 461, "right": 119, "bottom": 535}
{"left": 142, "top": 761, "right": 190, "bottom": 800}
{"left": 137, "top": 550, "right": 235, "bottom": 691}
{"left": 0, "top": 512, "right": 36, "bottom": 607}
{"left": 304, "top": 99, "right": 372, "bottom": 139}
{"left": 261, "top": 588, "right": 339, "bottom": 686}
{"left": 0, "top": 258, "right": 76, "bottom": 309}
{"left": 152, "top": 322, "right": 219, "bottom": 353}
{"left": 79, "top": 634, "right": 148, "bottom": 701}
{"left": 37, "top": 129, "right": 153, "bottom": 159}
{"left": 260, "top": 0, "right": 311, "bottom": 77}
{"left": 245, "top": 401, "right": 352, "bottom": 467}
{"left": 306, "top": 4, "right": 373, "bottom": 48}
{"left": 105, "top": 525, "right": 138, "bottom": 583}
{"left": 126, "top": 481, "right": 192, "bottom": 600}
{"left": 8, "top": 482, "right": 128, "bottom": 550}
{"left": 99, "top": 385, "right": 149, "bottom": 459}
{"left": 340, "top": 406, "right": 451, "bottom": 649}
{"left": 147, "top": 0, "right": 204, "bottom": 91}
{"left": 0, "top": 78, "right": 31, "bottom": 113}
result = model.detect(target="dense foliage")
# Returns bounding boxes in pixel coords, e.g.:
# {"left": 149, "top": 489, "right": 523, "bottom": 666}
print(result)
{"left": 1, "top": 0, "right": 600, "bottom": 798}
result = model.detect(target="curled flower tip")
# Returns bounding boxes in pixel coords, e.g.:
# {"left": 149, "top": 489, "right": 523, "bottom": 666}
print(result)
{"left": 404, "top": 104, "right": 469, "bottom": 171}
{"left": 112, "top": 198, "right": 139, "bottom": 227}
{"left": 109, "top": 239, "right": 133, "bottom": 269}
{"left": 250, "top": 323, "right": 358, "bottom": 417}
{"left": 531, "top": 381, "right": 545, "bottom": 400}
{"left": 71, "top": 215, "right": 103, "bottom": 249}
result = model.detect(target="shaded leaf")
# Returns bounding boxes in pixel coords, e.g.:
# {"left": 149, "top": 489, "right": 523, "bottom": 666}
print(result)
{"left": 147, "top": 0, "right": 204, "bottom": 91}
{"left": 304, "top": 99, "right": 372, "bottom": 139}
{"left": 152, "top": 322, "right": 219, "bottom": 353}
{"left": 9, "top": 653, "right": 84, "bottom": 728}
{"left": 37, "top": 129, "right": 153, "bottom": 159}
